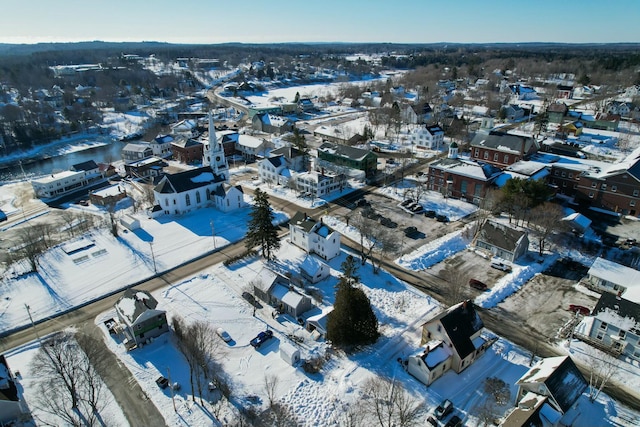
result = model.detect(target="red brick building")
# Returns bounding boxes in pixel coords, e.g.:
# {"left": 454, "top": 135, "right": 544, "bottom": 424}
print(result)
{"left": 428, "top": 143, "right": 502, "bottom": 205}
{"left": 470, "top": 131, "right": 539, "bottom": 169}
{"left": 171, "top": 138, "right": 203, "bottom": 165}
{"left": 549, "top": 148, "right": 640, "bottom": 217}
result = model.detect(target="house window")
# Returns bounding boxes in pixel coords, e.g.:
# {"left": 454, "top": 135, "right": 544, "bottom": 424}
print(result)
{"left": 591, "top": 182, "right": 597, "bottom": 188}
{"left": 206, "top": 189, "right": 211, "bottom": 200}
{"left": 612, "top": 185, "right": 617, "bottom": 192}
{"left": 483, "top": 152, "right": 489, "bottom": 160}
{"left": 589, "top": 192, "right": 594, "bottom": 198}
{"left": 631, "top": 201, "right": 636, "bottom": 207}
{"left": 196, "top": 192, "right": 201, "bottom": 203}
{"left": 619, "top": 330, "right": 626, "bottom": 339}
{"left": 185, "top": 194, "right": 191, "bottom": 206}
{"left": 596, "top": 332, "right": 604, "bottom": 340}
{"left": 504, "top": 155, "right": 509, "bottom": 163}
{"left": 634, "top": 190, "right": 639, "bottom": 197}
{"left": 561, "top": 172, "right": 566, "bottom": 177}
{"left": 173, "top": 199, "right": 176, "bottom": 205}
{"left": 569, "top": 173, "right": 573, "bottom": 179}
{"left": 474, "top": 149, "right": 479, "bottom": 158}
{"left": 562, "top": 182, "right": 567, "bottom": 187}
{"left": 601, "top": 184, "right": 607, "bottom": 190}
{"left": 165, "top": 199, "right": 169, "bottom": 206}
{"left": 554, "top": 170, "right": 559, "bottom": 176}
{"left": 600, "top": 322, "right": 608, "bottom": 330}
{"left": 493, "top": 153, "right": 499, "bottom": 161}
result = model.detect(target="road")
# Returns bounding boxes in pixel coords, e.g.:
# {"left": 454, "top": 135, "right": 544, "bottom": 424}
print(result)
{"left": 3, "top": 180, "right": 640, "bottom": 415}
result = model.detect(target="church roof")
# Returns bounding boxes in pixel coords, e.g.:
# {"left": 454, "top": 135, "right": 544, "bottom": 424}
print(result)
{"left": 154, "top": 167, "right": 225, "bottom": 194}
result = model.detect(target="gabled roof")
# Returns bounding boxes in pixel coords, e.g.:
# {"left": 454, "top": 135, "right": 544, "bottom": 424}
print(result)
{"left": 548, "top": 103, "right": 568, "bottom": 113}
{"left": 154, "top": 134, "right": 174, "bottom": 144}
{"left": 171, "top": 138, "right": 202, "bottom": 149}
{"left": 115, "top": 288, "right": 161, "bottom": 325}
{"left": 271, "top": 145, "right": 303, "bottom": 160}
{"left": 429, "top": 158, "right": 502, "bottom": 181}
{"left": 592, "top": 293, "right": 640, "bottom": 332}
{"left": 300, "top": 255, "right": 328, "bottom": 277}
{"left": 317, "top": 142, "right": 374, "bottom": 162}
{"left": 470, "top": 131, "right": 538, "bottom": 155}
{"left": 71, "top": 160, "right": 99, "bottom": 171}
{"left": 516, "top": 356, "right": 587, "bottom": 413}
{"left": 265, "top": 155, "right": 284, "bottom": 168}
{"left": 123, "top": 142, "right": 152, "bottom": 153}
{"left": 290, "top": 211, "right": 317, "bottom": 233}
{"left": 435, "top": 300, "right": 484, "bottom": 360}
{"left": 154, "top": 167, "right": 225, "bottom": 194}
{"left": 425, "top": 124, "right": 444, "bottom": 135}
{"left": 587, "top": 258, "right": 640, "bottom": 302}
{"left": 477, "top": 221, "right": 527, "bottom": 253}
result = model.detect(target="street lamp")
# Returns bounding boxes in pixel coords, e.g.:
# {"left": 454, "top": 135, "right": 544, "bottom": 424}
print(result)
{"left": 149, "top": 242, "right": 157, "bottom": 274}
{"left": 210, "top": 219, "right": 216, "bottom": 249}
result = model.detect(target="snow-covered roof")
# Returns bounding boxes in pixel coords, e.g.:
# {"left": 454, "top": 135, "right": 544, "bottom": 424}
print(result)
{"left": 253, "top": 267, "right": 280, "bottom": 292}
{"left": 429, "top": 157, "right": 502, "bottom": 181}
{"left": 281, "top": 289, "right": 305, "bottom": 309}
{"left": 300, "top": 255, "right": 327, "bottom": 276}
{"left": 592, "top": 293, "right": 640, "bottom": 331}
{"left": 588, "top": 258, "right": 640, "bottom": 301}
{"left": 416, "top": 340, "right": 452, "bottom": 369}
{"left": 237, "top": 135, "right": 264, "bottom": 149}
{"left": 272, "top": 284, "right": 289, "bottom": 301}
{"left": 561, "top": 213, "right": 592, "bottom": 231}
{"left": 115, "top": 288, "right": 161, "bottom": 325}
{"left": 32, "top": 169, "right": 83, "bottom": 184}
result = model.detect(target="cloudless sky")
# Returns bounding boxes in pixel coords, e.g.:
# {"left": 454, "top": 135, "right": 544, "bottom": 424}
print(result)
{"left": 2, "top": 0, "right": 639, "bottom": 45}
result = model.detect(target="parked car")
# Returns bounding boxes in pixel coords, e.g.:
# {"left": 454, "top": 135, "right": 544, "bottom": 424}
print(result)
{"left": 469, "top": 278, "right": 488, "bottom": 291}
{"left": 356, "top": 198, "right": 371, "bottom": 207}
{"left": 0, "top": 209, "right": 6, "bottom": 223}
{"left": 436, "top": 214, "right": 449, "bottom": 223}
{"left": 401, "top": 199, "right": 414, "bottom": 207}
{"left": 490, "top": 260, "right": 512, "bottom": 272}
{"left": 409, "top": 204, "right": 424, "bottom": 214}
{"left": 568, "top": 304, "right": 590, "bottom": 316}
{"left": 216, "top": 327, "right": 231, "bottom": 342}
{"left": 380, "top": 217, "right": 397, "bottom": 228}
{"left": 250, "top": 330, "right": 273, "bottom": 348}
{"left": 444, "top": 415, "right": 462, "bottom": 427}
{"left": 424, "top": 210, "right": 436, "bottom": 218}
{"left": 156, "top": 376, "right": 169, "bottom": 389}
{"left": 426, "top": 416, "right": 438, "bottom": 426}
{"left": 404, "top": 226, "right": 418, "bottom": 236}
{"left": 434, "top": 399, "right": 453, "bottom": 420}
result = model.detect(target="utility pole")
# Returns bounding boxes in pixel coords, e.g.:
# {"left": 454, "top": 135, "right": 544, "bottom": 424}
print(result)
{"left": 210, "top": 219, "right": 216, "bottom": 249}
{"left": 149, "top": 242, "right": 157, "bottom": 274}
{"left": 25, "top": 304, "right": 41, "bottom": 344}
{"left": 167, "top": 367, "right": 177, "bottom": 412}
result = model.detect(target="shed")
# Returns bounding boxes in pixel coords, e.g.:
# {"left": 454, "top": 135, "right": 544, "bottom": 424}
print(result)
{"left": 120, "top": 214, "right": 140, "bottom": 231}
{"left": 280, "top": 341, "right": 301, "bottom": 366}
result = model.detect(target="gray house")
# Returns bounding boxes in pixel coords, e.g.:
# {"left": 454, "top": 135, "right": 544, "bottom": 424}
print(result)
{"left": 475, "top": 221, "right": 529, "bottom": 262}
{"left": 115, "top": 288, "right": 169, "bottom": 349}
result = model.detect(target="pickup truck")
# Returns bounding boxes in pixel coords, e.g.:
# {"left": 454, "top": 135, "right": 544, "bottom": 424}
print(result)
{"left": 250, "top": 330, "right": 273, "bottom": 348}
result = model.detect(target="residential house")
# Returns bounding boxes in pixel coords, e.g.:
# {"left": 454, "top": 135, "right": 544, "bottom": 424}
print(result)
{"left": 575, "top": 293, "right": 640, "bottom": 361}
{"left": 401, "top": 103, "right": 433, "bottom": 124}
{"left": 294, "top": 170, "right": 345, "bottom": 198}
{"left": 31, "top": 160, "right": 104, "bottom": 200}
{"left": 583, "top": 257, "right": 640, "bottom": 302}
{"left": 89, "top": 184, "right": 128, "bottom": 207}
{"left": 305, "top": 306, "right": 334, "bottom": 338}
{"left": 171, "top": 119, "right": 198, "bottom": 138}
{"left": 251, "top": 113, "right": 294, "bottom": 134}
{"left": 605, "top": 101, "right": 635, "bottom": 118}
{"left": 547, "top": 103, "right": 569, "bottom": 124}
{"left": 299, "top": 255, "right": 330, "bottom": 284}
{"left": 408, "top": 300, "right": 490, "bottom": 386}
{"left": 470, "top": 131, "right": 539, "bottom": 168}
{"left": 427, "top": 142, "right": 502, "bottom": 205}
{"left": 557, "top": 121, "right": 583, "bottom": 137}
{"left": 114, "top": 288, "right": 169, "bottom": 349}
{"left": 271, "top": 283, "right": 313, "bottom": 318}
{"left": 508, "top": 84, "right": 538, "bottom": 100}
{"left": 514, "top": 356, "right": 587, "bottom": 415}
{"left": 561, "top": 212, "right": 592, "bottom": 234}
{"left": 316, "top": 142, "right": 378, "bottom": 178}
{"left": 150, "top": 135, "right": 175, "bottom": 158}
{"left": 252, "top": 267, "right": 288, "bottom": 303}
{"left": 171, "top": 138, "right": 203, "bottom": 164}
{"left": 410, "top": 124, "right": 445, "bottom": 150}
{"left": 236, "top": 134, "right": 267, "bottom": 161}
{"left": 153, "top": 166, "right": 238, "bottom": 215}
{"left": 0, "top": 355, "right": 29, "bottom": 425}
{"left": 556, "top": 84, "right": 574, "bottom": 99}
{"left": 298, "top": 98, "right": 316, "bottom": 113}
{"left": 549, "top": 145, "right": 640, "bottom": 216}
{"left": 259, "top": 155, "right": 290, "bottom": 186}
{"left": 475, "top": 221, "right": 529, "bottom": 262}
{"left": 289, "top": 211, "right": 341, "bottom": 261}
{"left": 500, "top": 392, "right": 555, "bottom": 427}
{"left": 270, "top": 145, "right": 307, "bottom": 172}
{"left": 122, "top": 143, "right": 153, "bottom": 162}
{"left": 503, "top": 104, "right": 525, "bottom": 121}
{"left": 313, "top": 125, "right": 364, "bottom": 145}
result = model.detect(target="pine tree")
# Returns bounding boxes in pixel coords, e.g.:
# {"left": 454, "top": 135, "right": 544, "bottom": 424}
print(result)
{"left": 327, "top": 256, "right": 379, "bottom": 347}
{"left": 245, "top": 188, "right": 281, "bottom": 260}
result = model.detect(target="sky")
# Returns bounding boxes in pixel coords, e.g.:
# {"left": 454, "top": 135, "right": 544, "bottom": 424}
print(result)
{"left": 1, "top": 0, "right": 639, "bottom": 45}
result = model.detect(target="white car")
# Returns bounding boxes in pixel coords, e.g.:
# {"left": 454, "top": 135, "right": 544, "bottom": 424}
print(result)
{"left": 216, "top": 327, "right": 231, "bottom": 342}
{"left": 490, "top": 260, "right": 512, "bottom": 272}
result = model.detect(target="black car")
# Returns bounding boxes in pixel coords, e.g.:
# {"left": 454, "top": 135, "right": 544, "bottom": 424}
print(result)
{"left": 404, "top": 226, "right": 418, "bottom": 236}
{"left": 434, "top": 399, "right": 453, "bottom": 420}
{"left": 380, "top": 217, "right": 397, "bottom": 228}
{"left": 156, "top": 376, "right": 169, "bottom": 389}
{"left": 401, "top": 199, "right": 414, "bottom": 207}
{"left": 424, "top": 210, "right": 436, "bottom": 218}
{"left": 436, "top": 214, "right": 449, "bottom": 223}
{"left": 444, "top": 415, "right": 462, "bottom": 427}
{"left": 250, "top": 330, "right": 274, "bottom": 348}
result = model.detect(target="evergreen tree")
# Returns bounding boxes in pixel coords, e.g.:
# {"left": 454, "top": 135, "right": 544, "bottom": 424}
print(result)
{"left": 245, "top": 188, "right": 281, "bottom": 260}
{"left": 326, "top": 256, "right": 379, "bottom": 348}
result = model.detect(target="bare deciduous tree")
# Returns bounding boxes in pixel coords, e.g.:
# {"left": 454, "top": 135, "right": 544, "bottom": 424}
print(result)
{"left": 263, "top": 373, "right": 279, "bottom": 408}
{"left": 587, "top": 349, "right": 618, "bottom": 402}
{"left": 11, "top": 222, "right": 54, "bottom": 272}
{"left": 528, "top": 202, "right": 567, "bottom": 256}
{"left": 30, "top": 331, "right": 108, "bottom": 427}
{"left": 362, "top": 376, "right": 425, "bottom": 427}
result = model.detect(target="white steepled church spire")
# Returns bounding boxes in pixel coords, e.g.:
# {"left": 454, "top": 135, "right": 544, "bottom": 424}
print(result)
{"left": 203, "top": 110, "right": 229, "bottom": 181}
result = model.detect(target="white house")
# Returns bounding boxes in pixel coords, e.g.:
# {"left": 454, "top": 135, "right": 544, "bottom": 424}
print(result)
{"left": 122, "top": 143, "right": 153, "bottom": 162}
{"left": 114, "top": 288, "right": 169, "bottom": 349}
{"left": 213, "top": 184, "right": 244, "bottom": 213}
{"left": 258, "top": 155, "right": 290, "bottom": 186}
{"left": 289, "top": 211, "right": 341, "bottom": 261}
{"left": 575, "top": 293, "right": 640, "bottom": 361}
{"left": 299, "top": 255, "right": 330, "bottom": 284}
{"left": 410, "top": 124, "right": 445, "bottom": 150}
{"left": 150, "top": 135, "right": 174, "bottom": 158}
{"left": 237, "top": 134, "right": 267, "bottom": 161}
{"left": 584, "top": 258, "right": 640, "bottom": 303}
{"left": 294, "top": 170, "right": 345, "bottom": 198}
{"left": 0, "top": 355, "right": 29, "bottom": 425}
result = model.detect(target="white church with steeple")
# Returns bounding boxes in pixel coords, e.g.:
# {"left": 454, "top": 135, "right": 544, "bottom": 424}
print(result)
{"left": 203, "top": 111, "right": 229, "bottom": 181}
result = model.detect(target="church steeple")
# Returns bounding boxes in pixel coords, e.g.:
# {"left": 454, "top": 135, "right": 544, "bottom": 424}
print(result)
{"left": 203, "top": 111, "right": 229, "bottom": 181}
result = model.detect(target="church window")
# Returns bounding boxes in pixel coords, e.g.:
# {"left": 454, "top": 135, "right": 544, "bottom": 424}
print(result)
{"left": 185, "top": 194, "right": 191, "bottom": 206}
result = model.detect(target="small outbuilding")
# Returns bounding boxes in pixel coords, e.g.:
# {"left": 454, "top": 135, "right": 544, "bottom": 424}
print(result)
{"left": 120, "top": 214, "right": 140, "bottom": 231}
{"left": 280, "top": 341, "right": 301, "bottom": 366}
